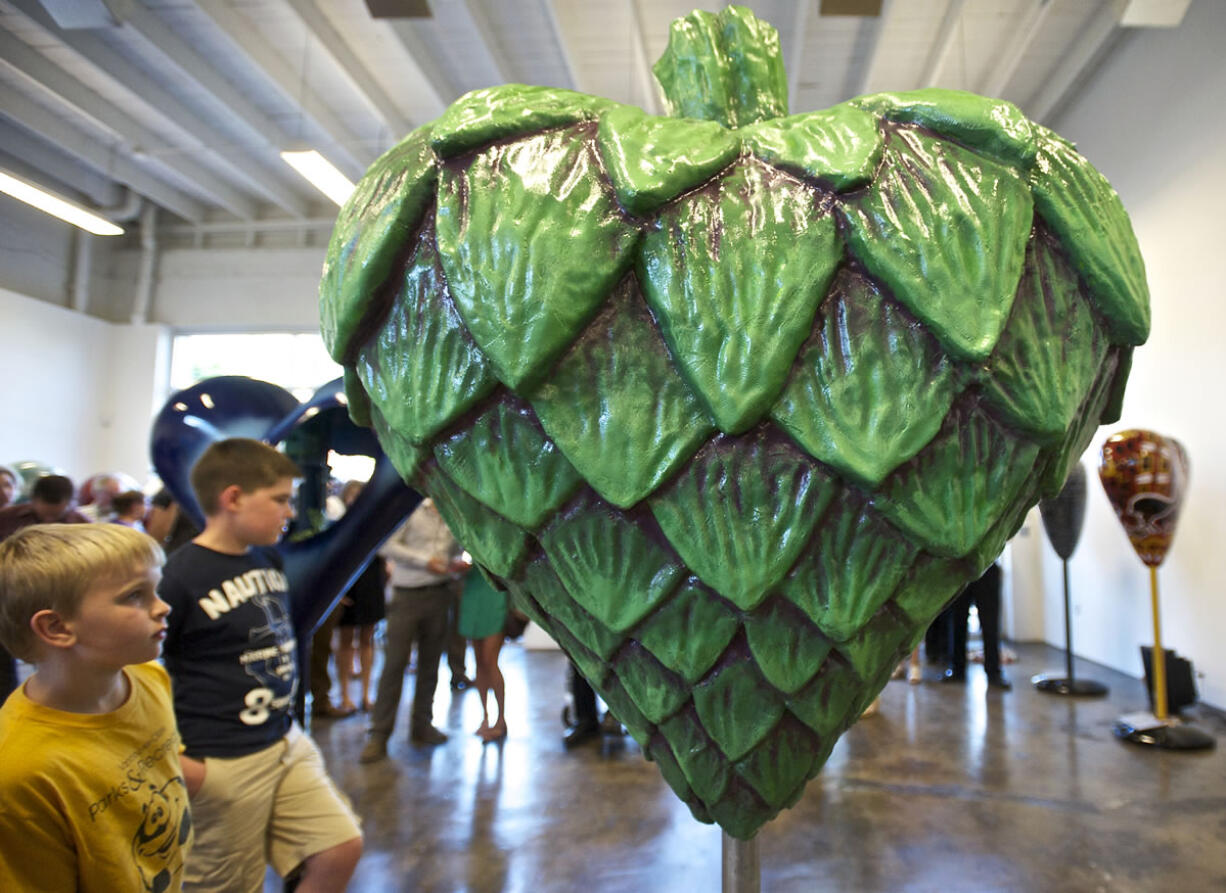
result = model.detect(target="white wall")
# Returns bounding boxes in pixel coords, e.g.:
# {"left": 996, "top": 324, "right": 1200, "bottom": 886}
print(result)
{"left": 1023, "top": 0, "right": 1226, "bottom": 709}
{"left": 0, "top": 287, "right": 168, "bottom": 485}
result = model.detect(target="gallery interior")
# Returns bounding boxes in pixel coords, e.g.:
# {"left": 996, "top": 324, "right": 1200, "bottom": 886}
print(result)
{"left": 2, "top": 1, "right": 1225, "bottom": 891}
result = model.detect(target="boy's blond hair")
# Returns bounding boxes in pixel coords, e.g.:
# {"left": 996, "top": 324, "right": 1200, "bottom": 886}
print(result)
{"left": 190, "top": 438, "right": 300, "bottom": 516}
{"left": 0, "top": 523, "right": 165, "bottom": 662}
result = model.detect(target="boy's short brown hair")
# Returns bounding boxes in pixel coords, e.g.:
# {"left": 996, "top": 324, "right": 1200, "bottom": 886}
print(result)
{"left": 0, "top": 524, "right": 165, "bottom": 662}
{"left": 191, "top": 438, "right": 300, "bottom": 516}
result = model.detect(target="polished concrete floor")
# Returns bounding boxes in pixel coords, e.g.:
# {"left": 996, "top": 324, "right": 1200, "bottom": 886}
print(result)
{"left": 296, "top": 642, "right": 1226, "bottom": 893}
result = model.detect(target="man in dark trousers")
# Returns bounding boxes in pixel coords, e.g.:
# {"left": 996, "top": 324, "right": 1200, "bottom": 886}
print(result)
{"left": 943, "top": 561, "right": 1011, "bottom": 690}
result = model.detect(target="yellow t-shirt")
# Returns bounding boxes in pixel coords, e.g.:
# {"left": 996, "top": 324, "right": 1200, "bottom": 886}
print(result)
{"left": 0, "top": 661, "right": 193, "bottom": 892}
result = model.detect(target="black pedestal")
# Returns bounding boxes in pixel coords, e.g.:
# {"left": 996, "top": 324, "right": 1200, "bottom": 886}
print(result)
{"left": 1032, "top": 674, "right": 1109, "bottom": 696}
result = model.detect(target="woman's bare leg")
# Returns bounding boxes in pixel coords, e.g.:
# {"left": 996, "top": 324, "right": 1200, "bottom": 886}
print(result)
{"left": 357, "top": 624, "right": 376, "bottom": 710}
{"left": 334, "top": 626, "right": 357, "bottom": 712}
{"left": 477, "top": 634, "right": 506, "bottom": 741}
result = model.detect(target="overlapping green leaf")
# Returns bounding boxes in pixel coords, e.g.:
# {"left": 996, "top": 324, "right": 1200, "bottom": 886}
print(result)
{"left": 436, "top": 127, "right": 640, "bottom": 390}
{"left": 742, "top": 102, "right": 883, "bottom": 189}
{"left": 320, "top": 128, "right": 438, "bottom": 363}
{"left": 841, "top": 126, "right": 1033, "bottom": 362}
{"left": 1031, "top": 132, "right": 1149, "bottom": 345}
{"left": 772, "top": 269, "right": 960, "bottom": 486}
{"left": 650, "top": 432, "right": 839, "bottom": 610}
{"left": 354, "top": 218, "right": 497, "bottom": 445}
{"left": 596, "top": 104, "right": 740, "bottom": 216}
{"left": 633, "top": 580, "right": 740, "bottom": 685}
{"left": 430, "top": 85, "right": 613, "bottom": 157}
{"left": 528, "top": 277, "right": 715, "bottom": 508}
{"left": 433, "top": 397, "right": 583, "bottom": 528}
{"left": 639, "top": 159, "right": 840, "bottom": 433}
{"left": 982, "top": 232, "right": 1107, "bottom": 441}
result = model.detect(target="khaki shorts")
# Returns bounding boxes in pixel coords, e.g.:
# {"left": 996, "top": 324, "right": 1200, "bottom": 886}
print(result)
{"left": 184, "top": 724, "right": 361, "bottom": 893}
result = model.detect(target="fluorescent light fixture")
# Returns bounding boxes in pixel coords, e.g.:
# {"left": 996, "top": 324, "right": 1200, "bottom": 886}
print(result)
{"left": 280, "top": 150, "right": 356, "bottom": 206}
{"left": 0, "top": 170, "right": 124, "bottom": 235}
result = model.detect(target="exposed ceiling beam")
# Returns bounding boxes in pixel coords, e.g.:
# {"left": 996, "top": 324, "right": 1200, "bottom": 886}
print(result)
{"left": 283, "top": 0, "right": 414, "bottom": 137}
{"left": 190, "top": 0, "right": 372, "bottom": 176}
{"left": 919, "top": 0, "right": 968, "bottom": 87}
{"left": 0, "top": 125, "right": 122, "bottom": 207}
{"left": 980, "top": 0, "right": 1054, "bottom": 98}
{"left": 851, "top": 0, "right": 895, "bottom": 96}
{"left": 1027, "top": 0, "right": 1125, "bottom": 123}
{"left": 786, "top": 0, "right": 811, "bottom": 114}
{"left": 628, "top": 0, "right": 662, "bottom": 114}
{"left": 8, "top": 0, "right": 311, "bottom": 217}
{"left": 0, "top": 83, "right": 206, "bottom": 222}
{"left": 539, "top": 0, "right": 581, "bottom": 92}
{"left": 0, "top": 28, "right": 259, "bottom": 219}
{"left": 380, "top": 18, "right": 454, "bottom": 120}
{"left": 453, "top": 0, "right": 515, "bottom": 85}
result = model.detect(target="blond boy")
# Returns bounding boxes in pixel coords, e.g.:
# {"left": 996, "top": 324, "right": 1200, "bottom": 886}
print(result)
{"left": 0, "top": 523, "right": 193, "bottom": 892}
{"left": 158, "top": 438, "right": 361, "bottom": 893}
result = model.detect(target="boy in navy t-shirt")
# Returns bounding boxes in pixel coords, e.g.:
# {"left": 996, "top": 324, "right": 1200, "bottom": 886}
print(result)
{"left": 159, "top": 438, "right": 361, "bottom": 892}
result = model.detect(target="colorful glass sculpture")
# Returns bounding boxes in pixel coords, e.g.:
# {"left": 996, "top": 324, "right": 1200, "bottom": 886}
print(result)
{"left": 1099, "top": 430, "right": 1188, "bottom": 567}
{"left": 319, "top": 6, "right": 1149, "bottom": 838}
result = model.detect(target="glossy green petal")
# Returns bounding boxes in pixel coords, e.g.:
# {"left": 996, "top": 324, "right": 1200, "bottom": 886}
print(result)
{"left": 515, "top": 557, "right": 623, "bottom": 660}
{"left": 614, "top": 642, "right": 689, "bottom": 725}
{"left": 832, "top": 608, "right": 911, "bottom": 686}
{"left": 744, "top": 598, "right": 833, "bottom": 694}
{"left": 432, "top": 397, "right": 583, "bottom": 529}
{"left": 353, "top": 217, "right": 498, "bottom": 445}
{"left": 841, "top": 126, "right": 1033, "bottom": 362}
{"left": 777, "top": 495, "right": 919, "bottom": 642}
{"left": 320, "top": 128, "right": 438, "bottom": 362}
{"left": 659, "top": 709, "right": 732, "bottom": 807}
{"left": 539, "top": 494, "right": 685, "bottom": 633}
{"left": 420, "top": 463, "right": 530, "bottom": 577}
{"left": 430, "top": 85, "right": 612, "bottom": 158}
{"left": 632, "top": 580, "right": 740, "bottom": 685}
{"left": 1038, "top": 348, "right": 1124, "bottom": 498}
{"left": 639, "top": 159, "right": 840, "bottom": 433}
{"left": 872, "top": 404, "right": 1042, "bottom": 558}
{"left": 649, "top": 432, "right": 839, "bottom": 611}
{"left": 771, "top": 269, "right": 960, "bottom": 487}
{"left": 786, "top": 658, "right": 862, "bottom": 740}
{"left": 692, "top": 656, "right": 784, "bottom": 762}
{"left": 742, "top": 103, "right": 883, "bottom": 190}
{"left": 436, "top": 127, "right": 640, "bottom": 390}
{"left": 733, "top": 716, "right": 824, "bottom": 813}
{"left": 851, "top": 89, "right": 1037, "bottom": 168}
{"left": 1031, "top": 130, "right": 1150, "bottom": 345}
{"left": 596, "top": 104, "right": 739, "bottom": 216}
{"left": 982, "top": 232, "right": 1108, "bottom": 442}
{"left": 528, "top": 277, "right": 715, "bottom": 508}
{"left": 368, "top": 404, "right": 424, "bottom": 483}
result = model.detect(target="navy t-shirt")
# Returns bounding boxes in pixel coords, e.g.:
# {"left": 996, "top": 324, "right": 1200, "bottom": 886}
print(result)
{"left": 159, "top": 543, "right": 297, "bottom": 757}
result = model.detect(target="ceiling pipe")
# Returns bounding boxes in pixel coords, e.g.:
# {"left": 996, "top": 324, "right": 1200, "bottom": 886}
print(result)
{"left": 131, "top": 202, "right": 158, "bottom": 324}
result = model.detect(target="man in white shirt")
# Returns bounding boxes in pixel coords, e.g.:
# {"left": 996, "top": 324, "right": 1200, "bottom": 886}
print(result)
{"left": 360, "top": 499, "right": 469, "bottom": 762}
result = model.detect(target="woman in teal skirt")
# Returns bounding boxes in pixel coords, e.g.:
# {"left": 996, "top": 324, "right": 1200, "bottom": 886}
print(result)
{"left": 458, "top": 567, "right": 508, "bottom": 742}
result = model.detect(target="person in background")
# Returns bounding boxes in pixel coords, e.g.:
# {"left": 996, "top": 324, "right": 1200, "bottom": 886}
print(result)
{"left": 77, "top": 473, "right": 125, "bottom": 523}
{"left": 0, "top": 523, "right": 192, "bottom": 892}
{"left": 158, "top": 439, "right": 361, "bottom": 892}
{"left": 111, "top": 489, "right": 149, "bottom": 532}
{"left": 0, "top": 474, "right": 90, "bottom": 696}
{"left": 360, "top": 498, "right": 469, "bottom": 762}
{"left": 457, "top": 567, "right": 507, "bottom": 743}
{"left": 147, "top": 487, "right": 199, "bottom": 555}
{"left": 0, "top": 465, "right": 18, "bottom": 509}
{"left": 943, "top": 561, "right": 1011, "bottom": 690}
{"left": 333, "top": 480, "right": 387, "bottom": 715}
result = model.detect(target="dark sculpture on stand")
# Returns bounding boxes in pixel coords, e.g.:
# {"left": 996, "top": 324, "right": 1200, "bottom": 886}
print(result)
{"left": 318, "top": 5, "right": 1150, "bottom": 886}
{"left": 1099, "top": 429, "right": 1212, "bottom": 750}
{"left": 150, "top": 375, "right": 420, "bottom": 670}
{"left": 1033, "top": 463, "right": 1108, "bottom": 696}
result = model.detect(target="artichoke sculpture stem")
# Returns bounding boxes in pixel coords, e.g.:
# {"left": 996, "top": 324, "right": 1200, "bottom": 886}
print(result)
{"left": 653, "top": 5, "right": 789, "bottom": 128}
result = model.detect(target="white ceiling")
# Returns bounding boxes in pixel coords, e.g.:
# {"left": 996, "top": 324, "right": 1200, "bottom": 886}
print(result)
{"left": 0, "top": 0, "right": 1195, "bottom": 230}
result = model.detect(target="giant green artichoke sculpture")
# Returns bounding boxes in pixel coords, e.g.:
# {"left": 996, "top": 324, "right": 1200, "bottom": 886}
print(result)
{"left": 319, "top": 6, "right": 1147, "bottom": 839}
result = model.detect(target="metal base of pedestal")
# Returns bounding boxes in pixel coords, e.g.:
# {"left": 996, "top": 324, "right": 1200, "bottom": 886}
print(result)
{"left": 722, "top": 831, "right": 760, "bottom": 893}
{"left": 1114, "top": 717, "right": 1216, "bottom": 750}
{"left": 1031, "top": 674, "right": 1109, "bottom": 697}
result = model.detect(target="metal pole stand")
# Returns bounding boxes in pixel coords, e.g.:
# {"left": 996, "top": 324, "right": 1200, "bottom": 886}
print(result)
{"left": 1114, "top": 566, "right": 1214, "bottom": 751}
{"left": 1032, "top": 559, "right": 1108, "bottom": 696}
{"left": 722, "top": 831, "right": 760, "bottom": 893}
